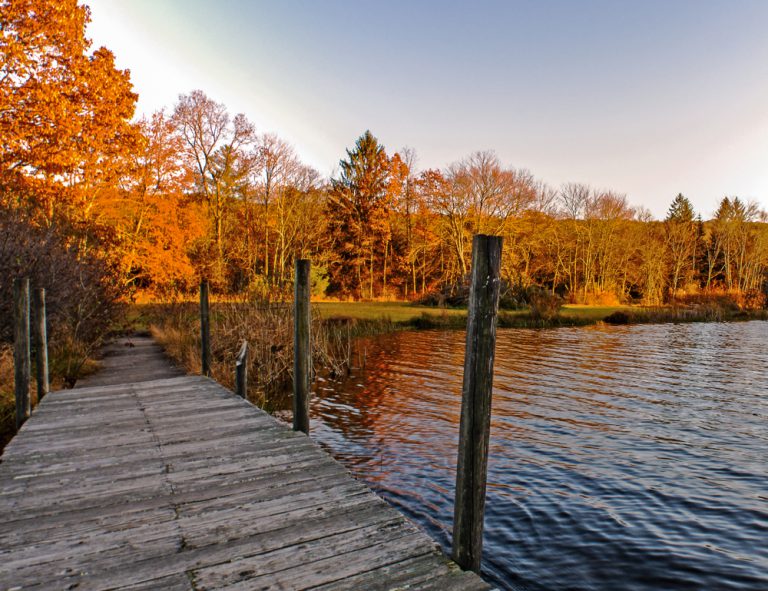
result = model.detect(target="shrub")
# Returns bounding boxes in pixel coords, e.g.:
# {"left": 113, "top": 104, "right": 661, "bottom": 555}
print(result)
{"left": 0, "top": 345, "right": 19, "bottom": 450}
{"left": 604, "top": 311, "right": 632, "bottom": 325}
{"left": 0, "top": 207, "right": 125, "bottom": 449}
{"left": 418, "top": 278, "right": 526, "bottom": 310}
{"left": 583, "top": 290, "right": 622, "bottom": 306}
{"left": 417, "top": 279, "right": 470, "bottom": 308}
{"left": 527, "top": 287, "right": 562, "bottom": 322}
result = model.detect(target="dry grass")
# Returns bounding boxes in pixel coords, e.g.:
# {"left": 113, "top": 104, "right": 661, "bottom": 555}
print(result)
{"left": 1, "top": 338, "right": 105, "bottom": 452}
{"left": 0, "top": 345, "right": 19, "bottom": 450}
{"left": 147, "top": 301, "right": 354, "bottom": 413}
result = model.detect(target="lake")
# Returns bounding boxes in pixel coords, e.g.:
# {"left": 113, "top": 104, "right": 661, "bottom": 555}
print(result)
{"left": 309, "top": 321, "right": 768, "bottom": 590}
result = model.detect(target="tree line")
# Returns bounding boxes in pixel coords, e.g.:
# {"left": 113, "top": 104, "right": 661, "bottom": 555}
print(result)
{"left": 3, "top": 0, "right": 768, "bottom": 308}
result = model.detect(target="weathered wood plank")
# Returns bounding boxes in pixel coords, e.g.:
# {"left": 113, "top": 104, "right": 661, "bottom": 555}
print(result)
{"left": 114, "top": 573, "right": 194, "bottom": 591}
{"left": 308, "top": 552, "right": 456, "bottom": 591}
{"left": 191, "top": 521, "right": 425, "bottom": 589}
{"left": 0, "top": 335, "right": 493, "bottom": 591}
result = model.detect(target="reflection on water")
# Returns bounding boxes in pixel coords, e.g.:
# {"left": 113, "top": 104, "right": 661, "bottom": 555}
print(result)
{"left": 310, "top": 321, "right": 768, "bottom": 591}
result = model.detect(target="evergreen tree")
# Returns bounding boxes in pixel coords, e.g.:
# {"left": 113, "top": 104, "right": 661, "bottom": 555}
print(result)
{"left": 326, "top": 131, "right": 392, "bottom": 297}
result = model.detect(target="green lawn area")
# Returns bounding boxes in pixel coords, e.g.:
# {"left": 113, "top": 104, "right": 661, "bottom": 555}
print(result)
{"left": 121, "top": 300, "right": 634, "bottom": 334}
{"left": 314, "top": 301, "right": 467, "bottom": 322}
{"left": 314, "top": 301, "right": 630, "bottom": 323}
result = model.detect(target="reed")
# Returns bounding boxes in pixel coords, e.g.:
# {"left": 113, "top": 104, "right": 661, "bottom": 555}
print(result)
{"left": 0, "top": 335, "right": 101, "bottom": 451}
{"left": 147, "top": 300, "right": 358, "bottom": 412}
{"left": 604, "top": 305, "right": 768, "bottom": 325}
{"left": 0, "top": 345, "right": 18, "bottom": 450}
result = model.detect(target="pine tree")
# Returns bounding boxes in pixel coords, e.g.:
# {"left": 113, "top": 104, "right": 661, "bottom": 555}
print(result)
{"left": 326, "top": 131, "right": 392, "bottom": 298}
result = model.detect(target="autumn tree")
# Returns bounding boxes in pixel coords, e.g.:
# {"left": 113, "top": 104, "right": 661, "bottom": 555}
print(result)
{"left": 587, "top": 191, "right": 634, "bottom": 298}
{"left": 555, "top": 183, "right": 591, "bottom": 298}
{"left": 389, "top": 152, "right": 445, "bottom": 297}
{"left": 503, "top": 194, "right": 558, "bottom": 295}
{"left": 272, "top": 159, "right": 324, "bottom": 284}
{"left": 413, "top": 169, "right": 450, "bottom": 291}
{"left": 254, "top": 133, "right": 302, "bottom": 280}
{"left": 172, "top": 90, "right": 256, "bottom": 281}
{"left": 0, "top": 0, "right": 139, "bottom": 225}
{"left": 326, "top": 131, "right": 392, "bottom": 298}
{"left": 631, "top": 208, "right": 666, "bottom": 305}
{"left": 436, "top": 151, "right": 538, "bottom": 283}
{"left": 704, "top": 197, "right": 767, "bottom": 295}
{"left": 97, "top": 111, "right": 205, "bottom": 295}
{"left": 664, "top": 193, "right": 698, "bottom": 296}
{"left": 553, "top": 184, "right": 635, "bottom": 302}
{"left": 433, "top": 164, "right": 472, "bottom": 281}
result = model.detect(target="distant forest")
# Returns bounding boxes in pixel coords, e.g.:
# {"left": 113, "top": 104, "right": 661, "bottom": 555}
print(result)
{"left": 3, "top": 0, "right": 768, "bottom": 309}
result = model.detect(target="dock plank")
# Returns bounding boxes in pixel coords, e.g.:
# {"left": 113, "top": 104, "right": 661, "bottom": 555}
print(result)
{"left": 0, "top": 335, "right": 492, "bottom": 590}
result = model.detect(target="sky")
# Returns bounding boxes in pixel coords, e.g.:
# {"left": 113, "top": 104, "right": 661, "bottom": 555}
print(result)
{"left": 87, "top": 0, "right": 768, "bottom": 219}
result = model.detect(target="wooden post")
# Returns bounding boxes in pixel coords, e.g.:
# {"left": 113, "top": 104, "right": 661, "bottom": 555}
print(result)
{"left": 293, "top": 259, "right": 311, "bottom": 434}
{"left": 13, "top": 278, "right": 31, "bottom": 429}
{"left": 235, "top": 340, "right": 248, "bottom": 398}
{"left": 452, "top": 234, "right": 503, "bottom": 573}
{"left": 200, "top": 280, "right": 211, "bottom": 377}
{"left": 33, "top": 287, "right": 49, "bottom": 401}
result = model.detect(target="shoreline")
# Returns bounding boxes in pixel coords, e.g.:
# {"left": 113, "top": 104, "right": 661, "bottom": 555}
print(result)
{"left": 322, "top": 304, "right": 768, "bottom": 333}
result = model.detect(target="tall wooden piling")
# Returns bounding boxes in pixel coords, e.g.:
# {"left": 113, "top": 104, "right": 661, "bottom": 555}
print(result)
{"left": 235, "top": 340, "right": 248, "bottom": 398}
{"left": 200, "top": 280, "right": 211, "bottom": 376}
{"left": 13, "top": 277, "right": 31, "bottom": 429}
{"left": 33, "top": 287, "right": 49, "bottom": 401}
{"left": 452, "top": 234, "right": 503, "bottom": 573}
{"left": 293, "top": 259, "right": 311, "bottom": 434}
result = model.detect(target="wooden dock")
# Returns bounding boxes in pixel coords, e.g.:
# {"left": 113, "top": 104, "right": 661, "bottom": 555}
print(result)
{"left": 0, "top": 335, "right": 492, "bottom": 590}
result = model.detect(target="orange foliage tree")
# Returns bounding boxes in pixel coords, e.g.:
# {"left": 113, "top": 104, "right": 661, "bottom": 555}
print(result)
{"left": 172, "top": 90, "right": 257, "bottom": 283}
{"left": 97, "top": 112, "right": 205, "bottom": 295}
{"left": 0, "top": 0, "right": 139, "bottom": 225}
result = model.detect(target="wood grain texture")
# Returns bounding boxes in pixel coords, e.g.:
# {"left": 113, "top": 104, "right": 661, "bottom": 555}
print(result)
{"left": 293, "top": 258, "right": 311, "bottom": 434}
{"left": 0, "top": 335, "right": 493, "bottom": 590}
{"left": 13, "top": 277, "right": 31, "bottom": 429}
{"left": 453, "top": 234, "right": 503, "bottom": 573}
{"left": 200, "top": 280, "right": 211, "bottom": 377}
{"left": 33, "top": 287, "right": 49, "bottom": 401}
{"left": 234, "top": 340, "right": 248, "bottom": 398}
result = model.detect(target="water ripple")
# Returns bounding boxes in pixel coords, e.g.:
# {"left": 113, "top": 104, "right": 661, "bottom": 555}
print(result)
{"left": 310, "top": 321, "right": 768, "bottom": 590}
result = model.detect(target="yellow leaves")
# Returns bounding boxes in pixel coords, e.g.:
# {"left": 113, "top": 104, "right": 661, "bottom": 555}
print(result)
{"left": 0, "top": 0, "right": 138, "bottom": 224}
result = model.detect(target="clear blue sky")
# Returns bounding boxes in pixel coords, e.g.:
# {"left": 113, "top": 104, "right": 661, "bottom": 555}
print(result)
{"left": 88, "top": 0, "right": 768, "bottom": 219}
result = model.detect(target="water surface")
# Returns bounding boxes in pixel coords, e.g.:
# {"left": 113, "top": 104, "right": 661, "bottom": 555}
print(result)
{"left": 310, "top": 321, "right": 768, "bottom": 590}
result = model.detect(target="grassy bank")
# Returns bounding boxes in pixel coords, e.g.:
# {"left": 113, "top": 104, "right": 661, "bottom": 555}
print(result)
{"left": 129, "top": 299, "right": 731, "bottom": 331}
{"left": 22, "top": 298, "right": 754, "bottom": 429}
{"left": 316, "top": 301, "right": 768, "bottom": 329}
